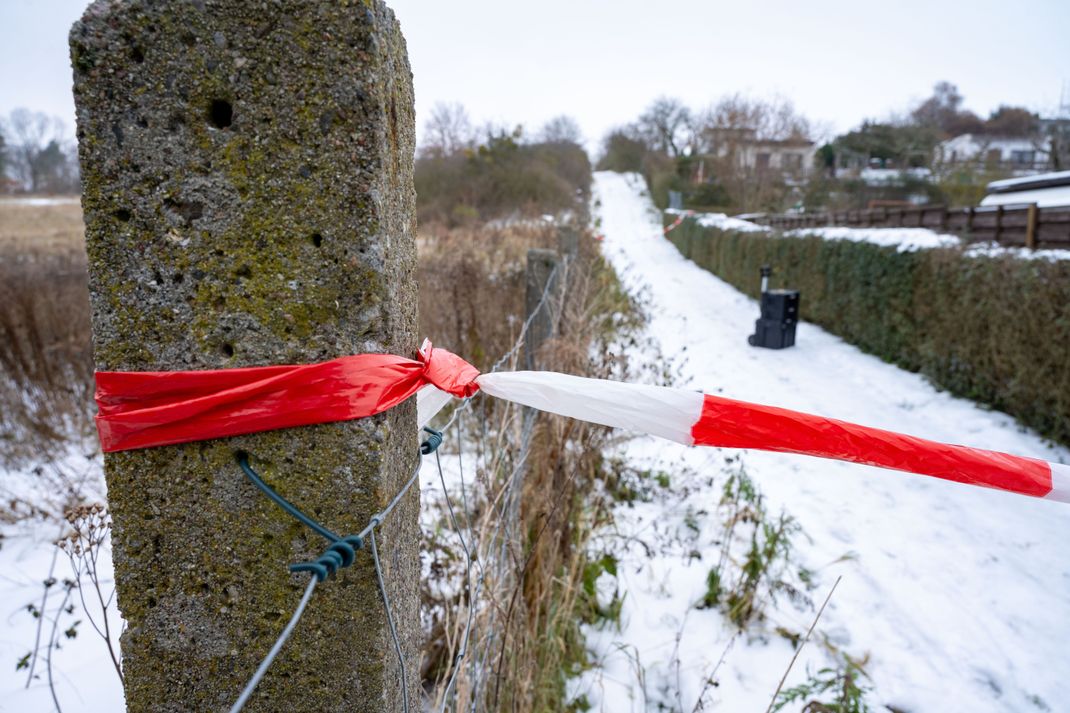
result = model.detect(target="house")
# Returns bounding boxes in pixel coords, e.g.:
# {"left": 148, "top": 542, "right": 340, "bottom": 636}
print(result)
{"left": 934, "top": 134, "right": 1051, "bottom": 174}
{"left": 694, "top": 127, "right": 816, "bottom": 179}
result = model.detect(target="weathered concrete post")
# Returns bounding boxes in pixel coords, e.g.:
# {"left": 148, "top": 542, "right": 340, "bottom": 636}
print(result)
{"left": 523, "top": 248, "right": 562, "bottom": 371}
{"left": 70, "top": 2, "right": 419, "bottom": 710}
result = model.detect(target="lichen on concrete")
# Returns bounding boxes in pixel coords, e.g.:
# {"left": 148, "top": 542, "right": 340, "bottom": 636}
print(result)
{"left": 70, "top": 1, "right": 419, "bottom": 710}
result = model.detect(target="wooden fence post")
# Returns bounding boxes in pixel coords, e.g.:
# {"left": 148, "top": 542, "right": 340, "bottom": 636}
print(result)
{"left": 71, "top": 1, "right": 420, "bottom": 710}
{"left": 1025, "top": 203, "right": 1038, "bottom": 250}
{"left": 524, "top": 248, "right": 563, "bottom": 371}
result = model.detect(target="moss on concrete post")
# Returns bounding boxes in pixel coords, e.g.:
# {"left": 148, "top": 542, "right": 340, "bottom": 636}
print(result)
{"left": 70, "top": 1, "right": 418, "bottom": 710}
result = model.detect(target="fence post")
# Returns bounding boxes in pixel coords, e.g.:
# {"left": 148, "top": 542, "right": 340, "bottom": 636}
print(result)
{"left": 70, "top": 2, "right": 419, "bottom": 711}
{"left": 1025, "top": 203, "right": 1038, "bottom": 250}
{"left": 995, "top": 205, "right": 1004, "bottom": 243}
{"left": 558, "top": 224, "right": 580, "bottom": 260}
{"left": 524, "top": 248, "right": 563, "bottom": 371}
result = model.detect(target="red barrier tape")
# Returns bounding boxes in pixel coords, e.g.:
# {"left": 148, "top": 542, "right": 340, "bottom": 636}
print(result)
{"left": 94, "top": 341, "right": 479, "bottom": 452}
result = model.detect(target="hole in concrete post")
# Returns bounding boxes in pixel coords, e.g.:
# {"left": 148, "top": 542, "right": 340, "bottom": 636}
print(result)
{"left": 114, "top": 208, "right": 132, "bottom": 222}
{"left": 131, "top": 45, "right": 145, "bottom": 63}
{"left": 208, "top": 99, "right": 233, "bottom": 129}
{"left": 310, "top": 233, "right": 323, "bottom": 247}
{"left": 221, "top": 343, "right": 235, "bottom": 357}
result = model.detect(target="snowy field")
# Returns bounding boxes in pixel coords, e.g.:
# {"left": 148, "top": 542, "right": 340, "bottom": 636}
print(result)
{"left": 572, "top": 172, "right": 1070, "bottom": 712}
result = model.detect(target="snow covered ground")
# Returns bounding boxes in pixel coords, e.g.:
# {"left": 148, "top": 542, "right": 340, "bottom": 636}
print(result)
{"left": 572, "top": 172, "right": 1070, "bottom": 712}
{"left": 0, "top": 449, "right": 124, "bottom": 713}
{"left": 0, "top": 197, "right": 80, "bottom": 207}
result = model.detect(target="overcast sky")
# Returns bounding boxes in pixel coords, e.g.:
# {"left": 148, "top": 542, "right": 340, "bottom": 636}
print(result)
{"left": 2, "top": 0, "right": 1068, "bottom": 152}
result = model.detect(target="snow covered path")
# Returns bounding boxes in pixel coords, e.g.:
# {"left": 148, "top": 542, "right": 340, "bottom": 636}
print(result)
{"left": 577, "top": 172, "right": 1070, "bottom": 712}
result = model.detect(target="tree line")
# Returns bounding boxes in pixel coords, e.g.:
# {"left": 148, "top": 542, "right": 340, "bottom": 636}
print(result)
{"left": 596, "top": 82, "right": 1069, "bottom": 213}
{"left": 0, "top": 109, "right": 80, "bottom": 195}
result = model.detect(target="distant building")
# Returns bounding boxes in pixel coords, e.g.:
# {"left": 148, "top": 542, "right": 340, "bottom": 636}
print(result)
{"left": 934, "top": 134, "right": 1051, "bottom": 174}
{"left": 694, "top": 127, "right": 816, "bottom": 179}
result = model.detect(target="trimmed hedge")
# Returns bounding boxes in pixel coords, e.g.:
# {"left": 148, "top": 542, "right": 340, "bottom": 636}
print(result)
{"left": 666, "top": 217, "right": 1070, "bottom": 447}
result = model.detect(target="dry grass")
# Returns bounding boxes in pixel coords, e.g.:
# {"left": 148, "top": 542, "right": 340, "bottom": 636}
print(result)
{"left": 418, "top": 220, "right": 558, "bottom": 369}
{"left": 419, "top": 220, "right": 645, "bottom": 711}
{"left": 0, "top": 201, "right": 95, "bottom": 472}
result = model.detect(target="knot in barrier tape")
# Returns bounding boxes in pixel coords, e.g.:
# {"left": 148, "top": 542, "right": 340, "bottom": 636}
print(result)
{"left": 93, "top": 340, "right": 480, "bottom": 452}
{"left": 418, "top": 339, "right": 481, "bottom": 398}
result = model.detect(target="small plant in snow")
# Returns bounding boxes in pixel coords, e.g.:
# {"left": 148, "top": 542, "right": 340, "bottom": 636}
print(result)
{"left": 57, "top": 502, "right": 123, "bottom": 686}
{"left": 772, "top": 652, "right": 874, "bottom": 713}
{"left": 697, "top": 465, "right": 812, "bottom": 629}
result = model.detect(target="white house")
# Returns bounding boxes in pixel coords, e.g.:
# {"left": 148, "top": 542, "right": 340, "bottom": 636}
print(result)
{"left": 934, "top": 134, "right": 1050, "bottom": 173}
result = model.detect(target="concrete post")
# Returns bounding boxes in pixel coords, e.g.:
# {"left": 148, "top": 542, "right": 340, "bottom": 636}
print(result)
{"left": 523, "top": 248, "right": 562, "bottom": 371}
{"left": 70, "top": 1, "right": 419, "bottom": 710}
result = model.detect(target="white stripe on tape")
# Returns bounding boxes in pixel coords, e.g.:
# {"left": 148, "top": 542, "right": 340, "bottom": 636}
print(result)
{"left": 476, "top": 371, "right": 703, "bottom": 445}
{"left": 1047, "top": 463, "right": 1070, "bottom": 504}
{"left": 416, "top": 384, "right": 453, "bottom": 429}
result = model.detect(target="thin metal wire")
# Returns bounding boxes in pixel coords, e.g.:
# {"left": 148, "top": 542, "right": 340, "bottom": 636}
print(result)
{"left": 359, "top": 457, "right": 423, "bottom": 541}
{"left": 434, "top": 448, "right": 474, "bottom": 712}
{"left": 369, "top": 526, "right": 409, "bottom": 713}
{"left": 228, "top": 577, "right": 318, "bottom": 713}
{"left": 488, "top": 259, "right": 563, "bottom": 374}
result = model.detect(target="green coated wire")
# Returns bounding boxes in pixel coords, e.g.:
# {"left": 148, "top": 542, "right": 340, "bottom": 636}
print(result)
{"left": 237, "top": 452, "right": 340, "bottom": 542}
{"left": 230, "top": 429, "right": 444, "bottom": 713}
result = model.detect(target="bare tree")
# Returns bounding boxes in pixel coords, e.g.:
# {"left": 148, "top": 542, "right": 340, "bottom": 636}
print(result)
{"left": 636, "top": 97, "right": 692, "bottom": 157}
{"left": 695, "top": 94, "right": 812, "bottom": 149}
{"left": 3, "top": 109, "right": 75, "bottom": 193}
{"left": 537, "top": 115, "right": 583, "bottom": 145}
{"left": 421, "top": 101, "right": 475, "bottom": 158}
{"left": 692, "top": 95, "right": 815, "bottom": 212}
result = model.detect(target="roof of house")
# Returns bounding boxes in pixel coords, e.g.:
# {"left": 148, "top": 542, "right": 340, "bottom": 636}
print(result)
{"left": 986, "top": 170, "right": 1070, "bottom": 193}
{"left": 981, "top": 170, "right": 1070, "bottom": 208}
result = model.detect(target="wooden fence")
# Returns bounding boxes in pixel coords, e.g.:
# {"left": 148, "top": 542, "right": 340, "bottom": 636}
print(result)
{"left": 755, "top": 203, "right": 1070, "bottom": 250}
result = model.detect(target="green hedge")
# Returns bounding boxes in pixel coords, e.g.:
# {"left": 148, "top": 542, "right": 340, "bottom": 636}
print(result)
{"left": 666, "top": 216, "right": 1070, "bottom": 447}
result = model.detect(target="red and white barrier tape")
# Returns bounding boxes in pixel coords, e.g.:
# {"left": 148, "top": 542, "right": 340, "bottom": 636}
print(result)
{"left": 662, "top": 210, "right": 693, "bottom": 235}
{"left": 97, "top": 343, "right": 1069, "bottom": 505}
{"left": 469, "top": 371, "right": 1069, "bottom": 503}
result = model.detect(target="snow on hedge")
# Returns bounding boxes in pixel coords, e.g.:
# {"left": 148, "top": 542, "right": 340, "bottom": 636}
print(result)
{"left": 785, "top": 225, "right": 960, "bottom": 252}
